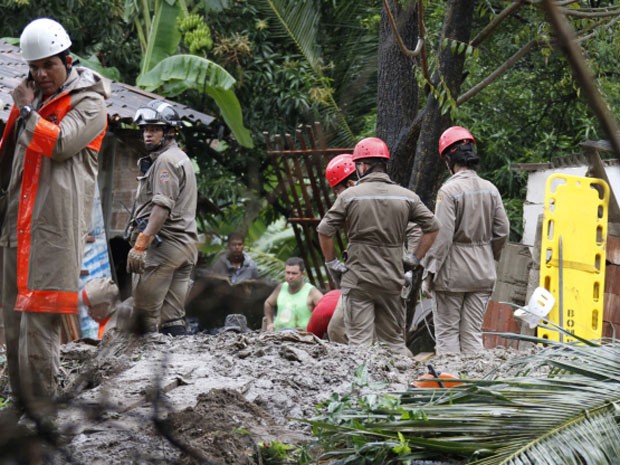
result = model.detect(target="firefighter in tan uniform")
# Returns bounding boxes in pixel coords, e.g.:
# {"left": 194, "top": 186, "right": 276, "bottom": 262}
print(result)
{"left": 421, "top": 126, "right": 509, "bottom": 353}
{"left": 0, "top": 18, "right": 109, "bottom": 411}
{"left": 321, "top": 153, "right": 422, "bottom": 344}
{"left": 317, "top": 138, "right": 440, "bottom": 354}
{"left": 126, "top": 100, "right": 198, "bottom": 337}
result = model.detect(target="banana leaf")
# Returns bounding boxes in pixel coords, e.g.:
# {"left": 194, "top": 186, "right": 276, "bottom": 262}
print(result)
{"left": 139, "top": 54, "right": 253, "bottom": 148}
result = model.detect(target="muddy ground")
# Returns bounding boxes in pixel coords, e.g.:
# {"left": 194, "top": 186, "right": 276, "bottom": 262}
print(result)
{"left": 0, "top": 329, "right": 537, "bottom": 464}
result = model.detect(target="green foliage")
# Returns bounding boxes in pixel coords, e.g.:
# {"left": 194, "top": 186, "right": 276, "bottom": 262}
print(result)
{"left": 178, "top": 13, "right": 213, "bottom": 55}
{"left": 122, "top": 0, "right": 253, "bottom": 148}
{"left": 435, "top": 2, "right": 620, "bottom": 239}
{"left": 139, "top": 54, "right": 253, "bottom": 147}
{"left": 72, "top": 53, "right": 122, "bottom": 81}
{"left": 306, "top": 340, "right": 620, "bottom": 464}
{"left": 257, "top": 440, "right": 313, "bottom": 465}
{"left": 0, "top": 0, "right": 141, "bottom": 80}
{"left": 206, "top": 0, "right": 379, "bottom": 141}
{"left": 136, "top": 0, "right": 185, "bottom": 78}
{"left": 208, "top": 1, "right": 324, "bottom": 135}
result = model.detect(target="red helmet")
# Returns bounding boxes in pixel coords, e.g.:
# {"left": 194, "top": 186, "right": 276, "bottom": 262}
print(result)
{"left": 326, "top": 154, "right": 356, "bottom": 188}
{"left": 438, "top": 126, "right": 475, "bottom": 158}
{"left": 352, "top": 137, "right": 390, "bottom": 161}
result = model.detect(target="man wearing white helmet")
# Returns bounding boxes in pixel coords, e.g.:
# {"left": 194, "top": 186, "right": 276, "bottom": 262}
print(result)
{"left": 0, "top": 18, "right": 110, "bottom": 413}
{"left": 125, "top": 99, "right": 198, "bottom": 337}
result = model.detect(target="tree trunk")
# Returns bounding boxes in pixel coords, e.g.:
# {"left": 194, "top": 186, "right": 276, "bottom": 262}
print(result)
{"left": 377, "top": 0, "right": 419, "bottom": 186}
{"left": 376, "top": 0, "right": 476, "bottom": 205}
{"left": 408, "top": 1, "right": 476, "bottom": 207}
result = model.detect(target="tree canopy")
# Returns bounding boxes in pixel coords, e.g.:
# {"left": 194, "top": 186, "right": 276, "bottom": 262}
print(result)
{"left": 3, "top": 0, "right": 620, "bottom": 248}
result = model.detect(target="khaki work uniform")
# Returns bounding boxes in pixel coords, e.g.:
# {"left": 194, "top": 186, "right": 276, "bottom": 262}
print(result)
{"left": 130, "top": 140, "right": 198, "bottom": 333}
{"left": 422, "top": 170, "right": 509, "bottom": 353}
{"left": 317, "top": 172, "right": 439, "bottom": 354}
{"left": 0, "top": 67, "right": 110, "bottom": 404}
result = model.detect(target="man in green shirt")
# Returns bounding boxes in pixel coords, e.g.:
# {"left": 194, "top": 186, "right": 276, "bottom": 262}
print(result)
{"left": 263, "top": 257, "right": 323, "bottom": 331}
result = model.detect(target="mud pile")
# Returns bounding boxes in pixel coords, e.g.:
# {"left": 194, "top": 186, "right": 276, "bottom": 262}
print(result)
{"left": 0, "top": 330, "right": 534, "bottom": 464}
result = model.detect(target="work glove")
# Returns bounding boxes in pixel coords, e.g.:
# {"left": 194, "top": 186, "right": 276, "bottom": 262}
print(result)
{"left": 421, "top": 273, "right": 434, "bottom": 298}
{"left": 401, "top": 271, "right": 413, "bottom": 300}
{"left": 325, "top": 258, "right": 348, "bottom": 288}
{"left": 127, "top": 233, "right": 154, "bottom": 274}
{"left": 402, "top": 252, "right": 421, "bottom": 272}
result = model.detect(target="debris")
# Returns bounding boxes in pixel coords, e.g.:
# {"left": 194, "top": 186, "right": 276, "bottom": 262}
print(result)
{"left": 0, "top": 330, "right": 540, "bottom": 464}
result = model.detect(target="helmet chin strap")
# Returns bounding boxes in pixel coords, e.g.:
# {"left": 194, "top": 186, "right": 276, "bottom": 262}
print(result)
{"left": 357, "top": 161, "right": 383, "bottom": 179}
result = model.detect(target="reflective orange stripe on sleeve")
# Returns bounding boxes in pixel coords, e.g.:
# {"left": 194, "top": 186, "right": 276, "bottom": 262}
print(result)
{"left": 15, "top": 290, "right": 79, "bottom": 314}
{"left": 29, "top": 117, "right": 61, "bottom": 156}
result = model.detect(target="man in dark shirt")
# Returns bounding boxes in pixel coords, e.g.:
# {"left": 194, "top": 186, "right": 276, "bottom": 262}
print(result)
{"left": 209, "top": 232, "right": 259, "bottom": 284}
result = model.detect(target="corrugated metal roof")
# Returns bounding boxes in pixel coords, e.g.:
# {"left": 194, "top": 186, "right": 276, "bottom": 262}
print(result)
{"left": 511, "top": 152, "right": 619, "bottom": 172}
{"left": 0, "top": 40, "right": 215, "bottom": 126}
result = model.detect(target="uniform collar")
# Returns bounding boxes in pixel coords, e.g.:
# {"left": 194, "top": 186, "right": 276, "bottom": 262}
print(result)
{"left": 448, "top": 169, "right": 477, "bottom": 181}
{"left": 358, "top": 171, "right": 394, "bottom": 184}
{"left": 149, "top": 139, "right": 178, "bottom": 159}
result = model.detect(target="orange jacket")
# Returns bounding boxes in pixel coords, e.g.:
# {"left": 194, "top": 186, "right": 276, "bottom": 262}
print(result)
{"left": 0, "top": 67, "right": 110, "bottom": 314}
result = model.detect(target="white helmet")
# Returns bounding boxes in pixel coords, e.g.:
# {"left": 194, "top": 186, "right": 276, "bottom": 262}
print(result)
{"left": 20, "top": 18, "right": 72, "bottom": 61}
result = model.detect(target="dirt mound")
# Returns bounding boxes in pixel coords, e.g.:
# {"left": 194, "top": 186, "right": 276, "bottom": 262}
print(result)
{"left": 169, "top": 388, "right": 274, "bottom": 464}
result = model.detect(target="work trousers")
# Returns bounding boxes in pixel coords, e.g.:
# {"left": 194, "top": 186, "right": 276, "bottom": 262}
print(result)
{"left": 132, "top": 242, "right": 194, "bottom": 333}
{"left": 326, "top": 296, "right": 348, "bottom": 344}
{"left": 432, "top": 290, "right": 491, "bottom": 354}
{"left": 2, "top": 247, "right": 61, "bottom": 410}
{"left": 342, "top": 286, "right": 411, "bottom": 356}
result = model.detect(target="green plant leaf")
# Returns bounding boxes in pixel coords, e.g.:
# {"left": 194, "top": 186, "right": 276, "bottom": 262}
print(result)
{"left": 139, "top": 54, "right": 253, "bottom": 147}
{"left": 307, "top": 341, "right": 620, "bottom": 464}
{"left": 263, "top": 0, "right": 321, "bottom": 73}
{"left": 73, "top": 53, "right": 122, "bottom": 81}
{"left": 139, "top": 0, "right": 184, "bottom": 78}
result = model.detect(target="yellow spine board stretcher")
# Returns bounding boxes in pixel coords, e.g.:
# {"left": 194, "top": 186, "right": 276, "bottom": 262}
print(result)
{"left": 538, "top": 174, "right": 609, "bottom": 342}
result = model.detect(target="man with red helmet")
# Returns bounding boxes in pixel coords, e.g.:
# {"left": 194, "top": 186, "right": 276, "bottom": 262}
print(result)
{"left": 306, "top": 154, "right": 358, "bottom": 343}
{"left": 421, "top": 126, "right": 509, "bottom": 354}
{"left": 317, "top": 137, "right": 439, "bottom": 354}
{"left": 325, "top": 153, "right": 358, "bottom": 194}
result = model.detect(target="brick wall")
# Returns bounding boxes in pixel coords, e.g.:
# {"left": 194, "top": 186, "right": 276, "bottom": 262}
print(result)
{"left": 99, "top": 132, "right": 143, "bottom": 238}
{"left": 483, "top": 301, "right": 521, "bottom": 349}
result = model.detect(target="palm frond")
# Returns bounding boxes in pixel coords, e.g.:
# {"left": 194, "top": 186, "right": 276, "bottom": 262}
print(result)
{"left": 309, "top": 341, "right": 620, "bottom": 464}
{"left": 246, "top": 249, "right": 285, "bottom": 282}
{"left": 258, "top": 0, "right": 359, "bottom": 142}
{"left": 261, "top": 0, "right": 322, "bottom": 73}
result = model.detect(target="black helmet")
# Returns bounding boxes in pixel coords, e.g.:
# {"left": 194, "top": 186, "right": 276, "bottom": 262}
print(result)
{"left": 133, "top": 100, "right": 181, "bottom": 128}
